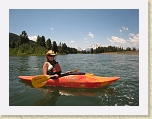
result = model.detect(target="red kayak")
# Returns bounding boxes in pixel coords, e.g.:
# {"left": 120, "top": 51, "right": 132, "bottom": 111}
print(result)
{"left": 18, "top": 73, "right": 120, "bottom": 88}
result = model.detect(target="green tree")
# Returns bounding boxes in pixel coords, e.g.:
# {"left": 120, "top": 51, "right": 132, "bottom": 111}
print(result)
{"left": 52, "top": 41, "right": 58, "bottom": 53}
{"left": 36, "top": 35, "right": 46, "bottom": 47}
{"left": 46, "top": 38, "right": 52, "bottom": 50}
{"left": 58, "top": 42, "right": 62, "bottom": 54}
{"left": 17, "top": 43, "right": 30, "bottom": 55}
{"left": 36, "top": 35, "right": 40, "bottom": 46}
{"left": 132, "top": 47, "right": 136, "bottom": 51}
{"left": 17, "top": 31, "right": 29, "bottom": 46}
{"left": 90, "top": 48, "right": 93, "bottom": 54}
{"left": 41, "top": 36, "right": 46, "bottom": 47}
{"left": 126, "top": 47, "right": 131, "bottom": 51}
{"left": 9, "top": 41, "right": 16, "bottom": 48}
{"left": 62, "top": 43, "right": 67, "bottom": 54}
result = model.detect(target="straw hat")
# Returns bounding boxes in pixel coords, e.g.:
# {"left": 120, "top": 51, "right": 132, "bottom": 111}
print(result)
{"left": 46, "top": 50, "right": 56, "bottom": 56}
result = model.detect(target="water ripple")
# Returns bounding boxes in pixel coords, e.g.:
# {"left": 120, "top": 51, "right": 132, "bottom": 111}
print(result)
{"left": 9, "top": 54, "right": 139, "bottom": 106}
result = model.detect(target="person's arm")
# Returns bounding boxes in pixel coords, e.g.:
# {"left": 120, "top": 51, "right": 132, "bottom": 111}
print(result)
{"left": 42, "top": 62, "right": 48, "bottom": 75}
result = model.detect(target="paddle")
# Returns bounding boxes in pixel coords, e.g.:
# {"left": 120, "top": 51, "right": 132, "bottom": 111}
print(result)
{"left": 31, "top": 68, "right": 80, "bottom": 88}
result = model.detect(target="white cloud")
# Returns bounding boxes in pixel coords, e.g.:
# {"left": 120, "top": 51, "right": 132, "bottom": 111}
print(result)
{"left": 122, "top": 26, "right": 129, "bottom": 31}
{"left": 120, "top": 27, "right": 129, "bottom": 33}
{"left": 28, "top": 36, "right": 37, "bottom": 42}
{"left": 88, "top": 32, "right": 94, "bottom": 38}
{"left": 119, "top": 29, "right": 122, "bottom": 32}
{"left": 128, "top": 33, "right": 139, "bottom": 48}
{"left": 108, "top": 33, "right": 139, "bottom": 49}
{"left": 108, "top": 36, "right": 127, "bottom": 44}
{"left": 128, "top": 33, "right": 139, "bottom": 42}
{"left": 71, "top": 40, "right": 75, "bottom": 42}
{"left": 50, "top": 27, "right": 54, "bottom": 30}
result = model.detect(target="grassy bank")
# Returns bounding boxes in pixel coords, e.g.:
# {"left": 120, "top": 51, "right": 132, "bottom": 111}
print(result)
{"left": 101, "top": 51, "right": 139, "bottom": 55}
{"left": 9, "top": 50, "right": 139, "bottom": 56}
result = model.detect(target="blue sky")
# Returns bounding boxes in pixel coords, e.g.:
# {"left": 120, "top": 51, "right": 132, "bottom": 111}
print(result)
{"left": 9, "top": 9, "right": 139, "bottom": 50}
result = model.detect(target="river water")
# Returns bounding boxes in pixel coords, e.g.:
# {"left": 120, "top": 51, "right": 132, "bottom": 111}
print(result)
{"left": 9, "top": 54, "right": 139, "bottom": 106}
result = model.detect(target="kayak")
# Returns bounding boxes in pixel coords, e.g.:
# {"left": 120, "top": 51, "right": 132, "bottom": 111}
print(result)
{"left": 18, "top": 73, "right": 120, "bottom": 88}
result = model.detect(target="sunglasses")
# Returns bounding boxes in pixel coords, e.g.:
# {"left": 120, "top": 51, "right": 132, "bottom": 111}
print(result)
{"left": 48, "top": 54, "right": 55, "bottom": 57}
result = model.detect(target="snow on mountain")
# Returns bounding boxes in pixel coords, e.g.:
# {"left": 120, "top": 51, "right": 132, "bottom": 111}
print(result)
{"left": 85, "top": 43, "right": 101, "bottom": 51}
{"left": 75, "top": 43, "right": 101, "bottom": 51}
{"left": 75, "top": 46, "right": 82, "bottom": 51}
{"left": 90, "top": 43, "right": 101, "bottom": 49}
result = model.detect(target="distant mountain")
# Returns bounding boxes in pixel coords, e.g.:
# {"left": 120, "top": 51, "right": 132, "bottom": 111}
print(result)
{"left": 74, "top": 43, "right": 101, "bottom": 51}
{"left": 9, "top": 33, "right": 19, "bottom": 42}
{"left": 75, "top": 46, "right": 82, "bottom": 51}
{"left": 89, "top": 43, "right": 101, "bottom": 49}
{"left": 9, "top": 32, "right": 35, "bottom": 44}
{"left": 85, "top": 43, "right": 101, "bottom": 51}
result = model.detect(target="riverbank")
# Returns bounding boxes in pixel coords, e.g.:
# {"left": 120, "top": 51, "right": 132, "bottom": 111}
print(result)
{"left": 101, "top": 51, "right": 139, "bottom": 55}
{"left": 9, "top": 51, "right": 139, "bottom": 56}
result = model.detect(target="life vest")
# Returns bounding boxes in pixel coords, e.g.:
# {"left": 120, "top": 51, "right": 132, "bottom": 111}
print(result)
{"left": 47, "top": 60, "right": 61, "bottom": 75}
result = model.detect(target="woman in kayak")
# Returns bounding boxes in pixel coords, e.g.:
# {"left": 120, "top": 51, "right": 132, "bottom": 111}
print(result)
{"left": 42, "top": 50, "right": 62, "bottom": 77}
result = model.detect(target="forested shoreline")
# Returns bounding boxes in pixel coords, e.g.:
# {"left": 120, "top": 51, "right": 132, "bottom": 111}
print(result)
{"left": 9, "top": 31, "right": 138, "bottom": 56}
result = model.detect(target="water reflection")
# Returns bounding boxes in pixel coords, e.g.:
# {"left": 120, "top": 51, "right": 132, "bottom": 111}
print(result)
{"left": 36, "top": 89, "right": 60, "bottom": 106}
{"left": 20, "top": 80, "right": 117, "bottom": 106}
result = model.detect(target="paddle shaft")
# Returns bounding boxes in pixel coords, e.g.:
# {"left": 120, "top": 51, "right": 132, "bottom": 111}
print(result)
{"left": 32, "top": 68, "right": 80, "bottom": 88}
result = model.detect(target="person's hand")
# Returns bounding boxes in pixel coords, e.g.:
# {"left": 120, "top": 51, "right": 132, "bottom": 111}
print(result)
{"left": 66, "top": 71, "right": 71, "bottom": 74}
{"left": 53, "top": 74, "right": 59, "bottom": 78}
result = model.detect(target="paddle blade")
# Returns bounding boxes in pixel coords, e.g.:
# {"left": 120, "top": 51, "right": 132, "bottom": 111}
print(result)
{"left": 72, "top": 68, "right": 80, "bottom": 72}
{"left": 31, "top": 75, "right": 50, "bottom": 88}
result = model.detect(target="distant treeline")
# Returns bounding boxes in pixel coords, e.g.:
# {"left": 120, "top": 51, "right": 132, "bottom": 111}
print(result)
{"left": 9, "top": 31, "right": 138, "bottom": 56}
{"left": 81, "top": 46, "right": 137, "bottom": 54}
{"left": 9, "top": 31, "right": 77, "bottom": 56}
